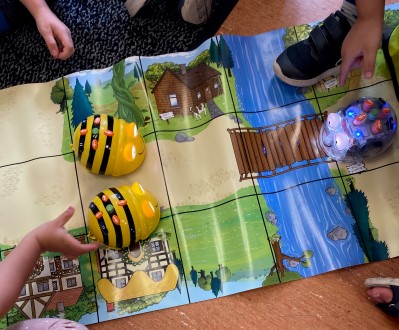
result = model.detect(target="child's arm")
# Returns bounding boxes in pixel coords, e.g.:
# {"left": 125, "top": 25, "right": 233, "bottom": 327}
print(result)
{"left": 339, "top": 0, "right": 385, "bottom": 85}
{"left": 19, "top": 0, "right": 74, "bottom": 60}
{"left": 0, "top": 207, "right": 99, "bottom": 317}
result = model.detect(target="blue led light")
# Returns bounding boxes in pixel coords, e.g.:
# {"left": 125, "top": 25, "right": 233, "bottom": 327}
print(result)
{"left": 347, "top": 110, "right": 355, "bottom": 117}
{"left": 355, "top": 130, "right": 362, "bottom": 138}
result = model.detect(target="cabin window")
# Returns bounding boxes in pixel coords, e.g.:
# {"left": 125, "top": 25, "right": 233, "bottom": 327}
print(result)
{"left": 197, "top": 91, "right": 201, "bottom": 99}
{"left": 52, "top": 280, "right": 58, "bottom": 291}
{"left": 37, "top": 281, "right": 50, "bottom": 292}
{"left": 151, "top": 270, "right": 163, "bottom": 282}
{"left": 66, "top": 277, "right": 77, "bottom": 288}
{"left": 107, "top": 250, "right": 122, "bottom": 260}
{"left": 49, "top": 262, "right": 55, "bottom": 272}
{"left": 63, "top": 259, "right": 73, "bottom": 269}
{"left": 115, "top": 278, "right": 127, "bottom": 288}
{"left": 19, "top": 286, "right": 27, "bottom": 297}
{"left": 150, "top": 240, "right": 162, "bottom": 253}
{"left": 169, "top": 94, "right": 178, "bottom": 107}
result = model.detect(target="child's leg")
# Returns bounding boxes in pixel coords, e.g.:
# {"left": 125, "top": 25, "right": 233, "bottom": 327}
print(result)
{"left": 124, "top": 0, "right": 148, "bottom": 17}
{"left": 0, "top": 0, "right": 33, "bottom": 34}
{"left": 0, "top": 10, "right": 11, "bottom": 33}
{"left": 365, "top": 278, "right": 399, "bottom": 318}
{"left": 123, "top": 0, "right": 213, "bottom": 25}
{"left": 5, "top": 318, "right": 88, "bottom": 330}
{"left": 180, "top": 0, "right": 213, "bottom": 25}
{"left": 273, "top": 0, "right": 359, "bottom": 87}
{"left": 340, "top": 0, "right": 357, "bottom": 25}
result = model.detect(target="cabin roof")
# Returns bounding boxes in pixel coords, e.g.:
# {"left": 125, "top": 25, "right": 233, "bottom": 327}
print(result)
{"left": 152, "top": 63, "right": 221, "bottom": 93}
{"left": 46, "top": 287, "right": 83, "bottom": 310}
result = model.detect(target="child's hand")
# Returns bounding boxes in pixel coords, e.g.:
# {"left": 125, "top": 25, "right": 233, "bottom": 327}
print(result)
{"left": 339, "top": 16, "right": 383, "bottom": 85}
{"left": 33, "top": 207, "right": 99, "bottom": 260}
{"left": 34, "top": 6, "right": 74, "bottom": 60}
{"left": 0, "top": 207, "right": 98, "bottom": 316}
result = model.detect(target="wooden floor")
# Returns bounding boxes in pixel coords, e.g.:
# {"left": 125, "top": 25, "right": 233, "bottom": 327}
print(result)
{"left": 88, "top": 1, "right": 399, "bottom": 328}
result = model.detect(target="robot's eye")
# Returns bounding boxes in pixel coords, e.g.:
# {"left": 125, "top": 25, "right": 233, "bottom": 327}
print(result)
{"left": 327, "top": 113, "right": 340, "bottom": 129}
{"left": 132, "top": 145, "right": 136, "bottom": 159}
{"left": 334, "top": 132, "right": 350, "bottom": 151}
{"left": 142, "top": 201, "right": 155, "bottom": 218}
{"left": 123, "top": 144, "right": 136, "bottom": 160}
{"left": 133, "top": 124, "right": 138, "bottom": 137}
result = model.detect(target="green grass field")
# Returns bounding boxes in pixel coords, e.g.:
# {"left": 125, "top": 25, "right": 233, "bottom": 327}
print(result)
{"left": 156, "top": 186, "right": 277, "bottom": 279}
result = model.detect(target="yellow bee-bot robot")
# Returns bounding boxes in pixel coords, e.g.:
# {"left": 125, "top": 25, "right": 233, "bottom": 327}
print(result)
{"left": 72, "top": 114, "right": 146, "bottom": 176}
{"left": 87, "top": 182, "right": 160, "bottom": 249}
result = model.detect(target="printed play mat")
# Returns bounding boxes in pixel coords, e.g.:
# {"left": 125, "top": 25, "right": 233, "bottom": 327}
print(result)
{"left": 1, "top": 3, "right": 399, "bottom": 327}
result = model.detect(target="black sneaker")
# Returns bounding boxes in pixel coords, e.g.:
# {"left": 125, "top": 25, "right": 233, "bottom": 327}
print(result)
{"left": 273, "top": 11, "right": 352, "bottom": 87}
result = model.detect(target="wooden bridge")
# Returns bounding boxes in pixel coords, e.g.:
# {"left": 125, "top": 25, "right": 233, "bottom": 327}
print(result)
{"left": 228, "top": 112, "right": 334, "bottom": 181}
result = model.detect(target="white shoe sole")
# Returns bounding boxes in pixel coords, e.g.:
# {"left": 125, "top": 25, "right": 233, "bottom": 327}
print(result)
{"left": 273, "top": 59, "right": 341, "bottom": 87}
{"left": 364, "top": 277, "right": 399, "bottom": 288}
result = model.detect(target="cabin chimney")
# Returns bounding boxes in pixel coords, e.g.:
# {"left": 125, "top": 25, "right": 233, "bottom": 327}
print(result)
{"left": 179, "top": 64, "right": 187, "bottom": 74}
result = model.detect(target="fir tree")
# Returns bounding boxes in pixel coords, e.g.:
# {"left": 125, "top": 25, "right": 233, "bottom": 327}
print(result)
{"left": 84, "top": 80, "right": 92, "bottom": 97}
{"left": 71, "top": 78, "right": 94, "bottom": 128}
{"left": 218, "top": 35, "right": 234, "bottom": 76}
{"left": 209, "top": 39, "right": 220, "bottom": 67}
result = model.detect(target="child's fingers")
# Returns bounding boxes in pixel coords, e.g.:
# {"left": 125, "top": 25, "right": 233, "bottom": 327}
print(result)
{"left": 55, "top": 36, "right": 74, "bottom": 60}
{"left": 64, "top": 235, "right": 100, "bottom": 257}
{"left": 339, "top": 56, "right": 352, "bottom": 86}
{"left": 362, "top": 52, "right": 376, "bottom": 79}
{"left": 42, "top": 32, "right": 60, "bottom": 58}
{"left": 55, "top": 207, "right": 75, "bottom": 227}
